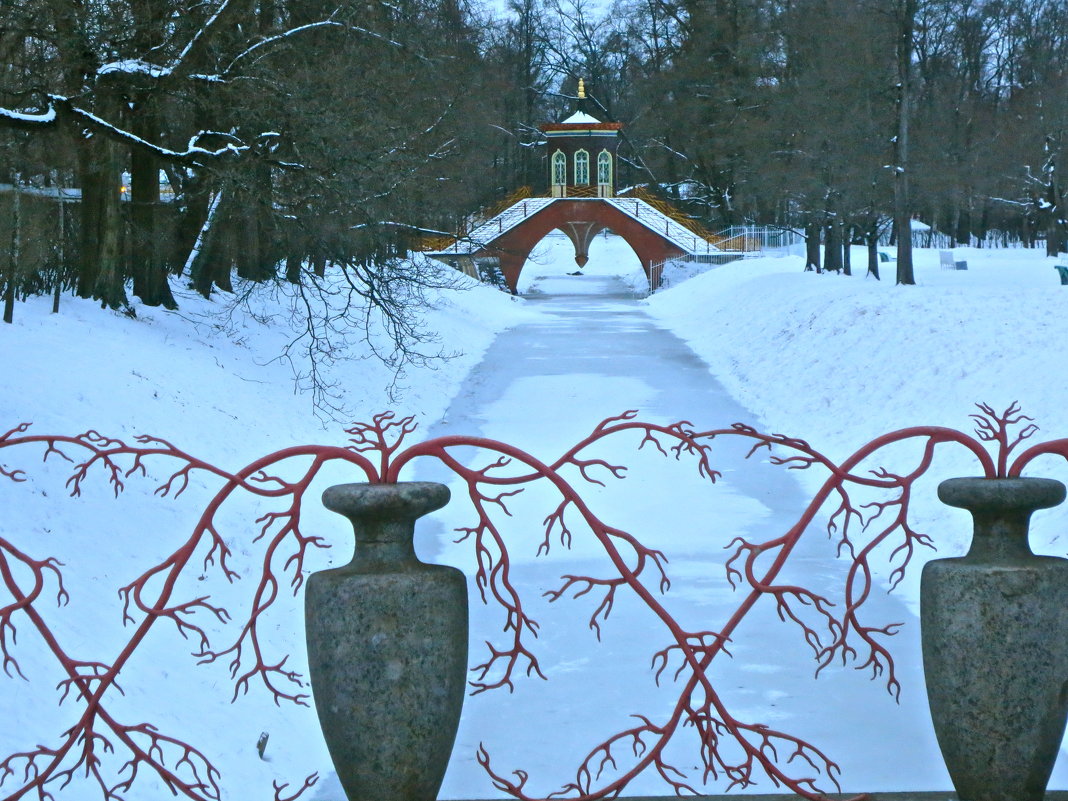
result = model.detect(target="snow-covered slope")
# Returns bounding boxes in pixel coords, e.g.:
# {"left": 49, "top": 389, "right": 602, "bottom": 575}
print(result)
{"left": 647, "top": 245, "right": 1068, "bottom": 604}
{"left": 0, "top": 262, "right": 533, "bottom": 800}
{"left": 3, "top": 239, "right": 1068, "bottom": 799}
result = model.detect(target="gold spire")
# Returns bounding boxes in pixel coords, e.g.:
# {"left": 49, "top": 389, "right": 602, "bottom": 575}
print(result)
{"left": 578, "top": 78, "right": 586, "bottom": 99}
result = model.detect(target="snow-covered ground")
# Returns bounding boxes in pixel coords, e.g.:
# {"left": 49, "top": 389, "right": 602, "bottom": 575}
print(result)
{"left": 0, "top": 263, "right": 532, "bottom": 800}
{"left": 2, "top": 236, "right": 1068, "bottom": 800}
{"left": 648, "top": 244, "right": 1068, "bottom": 605}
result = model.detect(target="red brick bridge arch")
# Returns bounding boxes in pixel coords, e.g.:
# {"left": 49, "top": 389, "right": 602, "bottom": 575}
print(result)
{"left": 476, "top": 200, "right": 687, "bottom": 294}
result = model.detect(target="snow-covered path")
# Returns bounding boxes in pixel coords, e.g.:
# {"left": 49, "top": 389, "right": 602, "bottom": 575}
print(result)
{"left": 314, "top": 269, "right": 958, "bottom": 799}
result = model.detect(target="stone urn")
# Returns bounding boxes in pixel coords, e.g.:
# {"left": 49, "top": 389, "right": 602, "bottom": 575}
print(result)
{"left": 305, "top": 482, "right": 467, "bottom": 801}
{"left": 922, "top": 477, "right": 1068, "bottom": 801}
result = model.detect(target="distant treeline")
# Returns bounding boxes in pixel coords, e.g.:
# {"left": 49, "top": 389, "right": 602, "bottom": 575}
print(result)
{"left": 1, "top": 0, "right": 1066, "bottom": 315}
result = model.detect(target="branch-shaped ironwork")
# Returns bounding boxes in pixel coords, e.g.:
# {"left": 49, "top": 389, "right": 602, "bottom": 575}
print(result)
{"left": 0, "top": 425, "right": 375, "bottom": 800}
{"left": 0, "top": 404, "right": 1049, "bottom": 801}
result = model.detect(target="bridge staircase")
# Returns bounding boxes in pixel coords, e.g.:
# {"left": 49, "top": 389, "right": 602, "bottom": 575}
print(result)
{"left": 606, "top": 196, "right": 727, "bottom": 256}
{"left": 418, "top": 188, "right": 554, "bottom": 255}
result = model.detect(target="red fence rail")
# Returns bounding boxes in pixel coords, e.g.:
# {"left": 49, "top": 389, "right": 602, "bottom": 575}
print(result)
{"left": 1, "top": 403, "right": 1066, "bottom": 801}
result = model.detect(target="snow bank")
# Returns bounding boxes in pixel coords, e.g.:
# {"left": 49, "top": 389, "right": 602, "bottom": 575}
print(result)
{"left": 2, "top": 261, "right": 530, "bottom": 443}
{"left": 648, "top": 245, "right": 1068, "bottom": 603}
{"left": 0, "top": 261, "right": 531, "bottom": 800}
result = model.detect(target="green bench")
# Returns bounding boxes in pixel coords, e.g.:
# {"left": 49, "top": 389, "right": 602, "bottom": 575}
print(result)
{"left": 1056, "top": 265, "right": 1068, "bottom": 285}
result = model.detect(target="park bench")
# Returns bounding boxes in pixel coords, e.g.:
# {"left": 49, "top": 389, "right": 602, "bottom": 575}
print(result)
{"left": 1055, "top": 264, "right": 1068, "bottom": 285}
{"left": 939, "top": 250, "right": 968, "bottom": 270}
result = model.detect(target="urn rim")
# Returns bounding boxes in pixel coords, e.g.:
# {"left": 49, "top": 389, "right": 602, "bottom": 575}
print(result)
{"left": 937, "top": 476, "right": 1066, "bottom": 513}
{"left": 322, "top": 481, "right": 451, "bottom": 519}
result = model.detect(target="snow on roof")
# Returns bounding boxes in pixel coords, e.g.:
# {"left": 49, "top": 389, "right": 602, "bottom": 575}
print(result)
{"left": 560, "top": 111, "right": 602, "bottom": 125}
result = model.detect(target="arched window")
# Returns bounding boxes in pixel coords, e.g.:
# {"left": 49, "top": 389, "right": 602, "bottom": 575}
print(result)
{"left": 597, "top": 150, "right": 612, "bottom": 186}
{"left": 552, "top": 150, "right": 567, "bottom": 185}
{"left": 574, "top": 150, "right": 590, "bottom": 185}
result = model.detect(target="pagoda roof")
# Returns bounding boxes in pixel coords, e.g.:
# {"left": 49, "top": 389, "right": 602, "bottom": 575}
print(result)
{"left": 540, "top": 112, "right": 624, "bottom": 133}
{"left": 561, "top": 110, "right": 602, "bottom": 124}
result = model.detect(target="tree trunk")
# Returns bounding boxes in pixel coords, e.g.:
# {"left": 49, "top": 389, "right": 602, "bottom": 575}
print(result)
{"left": 842, "top": 224, "right": 852, "bottom": 276}
{"left": 3, "top": 176, "right": 19, "bottom": 324}
{"left": 3, "top": 269, "right": 14, "bottom": 324}
{"left": 76, "top": 140, "right": 101, "bottom": 298}
{"left": 187, "top": 190, "right": 231, "bottom": 298}
{"left": 955, "top": 201, "right": 970, "bottom": 246}
{"left": 866, "top": 234, "right": 881, "bottom": 280}
{"left": 129, "top": 99, "right": 178, "bottom": 309}
{"left": 77, "top": 134, "right": 126, "bottom": 308}
{"left": 805, "top": 221, "right": 822, "bottom": 272}
{"left": 893, "top": 0, "right": 916, "bottom": 285}
{"left": 824, "top": 218, "right": 843, "bottom": 272}
{"left": 53, "top": 190, "right": 64, "bottom": 314}
{"left": 1047, "top": 157, "right": 1066, "bottom": 256}
{"left": 286, "top": 252, "right": 303, "bottom": 284}
{"left": 235, "top": 163, "right": 276, "bottom": 282}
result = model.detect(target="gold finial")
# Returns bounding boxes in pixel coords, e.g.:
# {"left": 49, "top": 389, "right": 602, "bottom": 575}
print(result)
{"left": 578, "top": 78, "right": 586, "bottom": 99}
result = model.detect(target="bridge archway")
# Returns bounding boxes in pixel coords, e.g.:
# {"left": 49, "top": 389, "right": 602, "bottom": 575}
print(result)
{"left": 474, "top": 200, "right": 686, "bottom": 294}
{"left": 517, "top": 227, "right": 643, "bottom": 294}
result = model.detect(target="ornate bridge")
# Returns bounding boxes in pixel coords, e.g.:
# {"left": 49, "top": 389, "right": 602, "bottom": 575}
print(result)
{"left": 424, "top": 193, "right": 743, "bottom": 293}
{"left": 422, "top": 81, "right": 747, "bottom": 293}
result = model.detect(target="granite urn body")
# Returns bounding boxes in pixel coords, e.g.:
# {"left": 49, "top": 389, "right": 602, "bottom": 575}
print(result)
{"left": 922, "top": 477, "right": 1068, "bottom": 801}
{"left": 305, "top": 482, "right": 467, "bottom": 801}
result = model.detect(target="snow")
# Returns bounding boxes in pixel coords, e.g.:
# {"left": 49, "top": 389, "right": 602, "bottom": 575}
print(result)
{"left": 647, "top": 245, "right": 1068, "bottom": 607}
{"left": 558, "top": 110, "right": 603, "bottom": 125}
{"left": 0, "top": 105, "right": 56, "bottom": 124}
{"left": 3, "top": 237, "right": 1068, "bottom": 800}
{"left": 0, "top": 262, "right": 532, "bottom": 799}
{"left": 98, "top": 59, "right": 172, "bottom": 78}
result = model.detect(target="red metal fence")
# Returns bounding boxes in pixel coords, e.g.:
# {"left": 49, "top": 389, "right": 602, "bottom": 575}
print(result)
{"left": 1, "top": 404, "right": 1065, "bottom": 801}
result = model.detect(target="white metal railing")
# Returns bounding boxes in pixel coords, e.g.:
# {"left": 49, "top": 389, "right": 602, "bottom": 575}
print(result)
{"left": 709, "top": 225, "right": 804, "bottom": 250}
{"left": 607, "top": 198, "right": 723, "bottom": 255}
{"left": 440, "top": 198, "right": 556, "bottom": 254}
{"left": 645, "top": 252, "right": 749, "bottom": 295}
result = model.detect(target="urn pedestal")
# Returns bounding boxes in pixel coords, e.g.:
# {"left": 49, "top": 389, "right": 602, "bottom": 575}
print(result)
{"left": 305, "top": 482, "right": 467, "bottom": 801}
{"left": 922, "top": 477, "right": 1068, "bottom": 801}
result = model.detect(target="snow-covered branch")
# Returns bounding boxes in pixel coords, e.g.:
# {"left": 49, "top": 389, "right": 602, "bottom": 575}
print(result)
{"left": 0, "top": 105, "right": 57, "bottom": 128}
{"left": 224, "top": 20, "right": 348, "bottom": 73}
{"left": 52, "top": 96, "right": 250, "bottom": 163}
